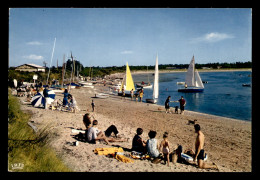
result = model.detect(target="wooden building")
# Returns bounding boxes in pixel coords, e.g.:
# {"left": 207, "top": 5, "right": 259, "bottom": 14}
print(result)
{"left": 15, "top": 64, "right": 45, "bottom": 72}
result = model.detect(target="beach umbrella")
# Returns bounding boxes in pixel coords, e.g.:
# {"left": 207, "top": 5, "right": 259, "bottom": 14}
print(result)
{"left": 31, "top": 92, "right": 44, "bottom": 107}
{"left": 31, "top": 90, "right": 56, "bottom": 107}
{"left": 46, "top": 89, "right": 55, "bottom": 104}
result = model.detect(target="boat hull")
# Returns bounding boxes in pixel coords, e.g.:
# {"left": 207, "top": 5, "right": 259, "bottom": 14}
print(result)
{"left": 178, "top": 88, "right": 204, "bottom": 92}
{"left": 117, "top": 92, "right": 132, "bottom": 97}
{"left": 136, "top": 83, "right": 152, "bottom": 89}
{"left": 146, "top": 98, "right": 157, "bottom": 104}
{"left": 177, "top": 82, "right": 185, "bottom": 85}
{"left": 242, "top": 84, "right": 251, "bottom": 87}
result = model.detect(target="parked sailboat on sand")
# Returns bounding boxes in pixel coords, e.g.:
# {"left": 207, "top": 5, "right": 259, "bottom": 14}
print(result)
{"left": 118, "top": 62, "right": 136, "bottom": 97}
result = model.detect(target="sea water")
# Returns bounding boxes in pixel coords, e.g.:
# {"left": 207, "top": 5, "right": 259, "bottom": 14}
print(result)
{"left": 132, "top": 71, "right": 252, "bottom": 121}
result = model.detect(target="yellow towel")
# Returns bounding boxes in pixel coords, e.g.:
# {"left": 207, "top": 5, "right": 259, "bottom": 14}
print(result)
{"left": 115, "top": 154, "right": 134, "bottom": 163}
{"left": 94, "top": 147, "right": 124, "bottom": 155}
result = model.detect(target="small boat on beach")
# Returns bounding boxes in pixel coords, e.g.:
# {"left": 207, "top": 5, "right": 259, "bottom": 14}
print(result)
{"left": 93, "top": 93, "right": 109, "bottom": 98}
{"left": 78, "top": 81, "right": 94, "bottom": 88}
{"left": 178, "top": 56, "right": 204, "bottom": 92}
{"left": 66, "top": 82, "right": 81, "bottom": 89}
{"left": 118, "top": 62, "right": 136, "bottom": 97}
{"left": 146, "top": 54, "right": 159, "bottom": 104}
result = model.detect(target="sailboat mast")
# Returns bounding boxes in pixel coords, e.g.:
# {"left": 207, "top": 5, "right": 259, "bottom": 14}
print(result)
{"left": 61, "top": 54, "right": 65, "bottom": 88}
{"left": 147, "top": 66, "right": 149, "bottom": 83}
{"left": 126, "top": 62, "right": 128, "bottom": 87}
{"left": 193, "top": 56, "right": 195, "bottom": 85}
{"left": 46, "top": 37, "right": 56, "bottom": 85}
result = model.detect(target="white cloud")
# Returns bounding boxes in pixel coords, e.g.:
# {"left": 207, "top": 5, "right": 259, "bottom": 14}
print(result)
{"left": 26, "top": 41, "right": 42, "bottom": 45}
{"left": 120, "top": 50, "right": 133, "bottom": 54}
{"left": 191, "top": 32, "right": 234, "bottom": 43}
{"left": 23, "top": 54, "right": 44, "bottom": 60}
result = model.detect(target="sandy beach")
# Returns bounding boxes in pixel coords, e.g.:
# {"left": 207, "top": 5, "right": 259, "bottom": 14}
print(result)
{"left": 18, "top": 84, "right": 252, "bottom": 172}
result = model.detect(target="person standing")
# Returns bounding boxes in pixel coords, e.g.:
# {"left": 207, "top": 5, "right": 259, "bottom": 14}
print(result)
{"left": 62, "top": 89, "right": 69, "bottom": 106}
{"left": 159, "top": 132, "right": 171, "bottom": 166}
{"left": 91, "top": 100, "right": 95, "bottom": 112}
{"left": 178, "top": 96, "right": 186, "bottom": 115}
{"left": 165, "top": 96, "right": 173, "bottom": 113}
{"left": 139, "top": 89, "right": 144, "bottom": 102}
{"left": 43, "top": 85, "right": 49, "bottom": 109}
{"left": 130, "top": 89, "right": 134, "bottom": 101}
{"left": 121, "top": 88, "right": 125, "bottom": 100}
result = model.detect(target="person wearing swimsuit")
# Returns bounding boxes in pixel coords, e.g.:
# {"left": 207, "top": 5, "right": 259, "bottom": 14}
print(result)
{"left": 194, "top": 124, "right": 218, "bottom": 170}
{"left": 160, "top": 132, "right": 171, "bottom": 166}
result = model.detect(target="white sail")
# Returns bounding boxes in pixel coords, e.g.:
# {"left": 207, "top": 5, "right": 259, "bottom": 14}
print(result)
{"left": 185, "top": 56, "right": 195, "bottom": 87}
{"left": 195, "top": 70, "right": 204, "bottom": 88}
{"left": 153, "top": 54, "right": 159, "bottom": 99}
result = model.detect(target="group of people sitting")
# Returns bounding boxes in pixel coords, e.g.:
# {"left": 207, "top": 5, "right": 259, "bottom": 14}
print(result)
{"left": 80, "top": 113, "right": 218, "bottom": 170}
{"left": 132, "top": 125, "right": 218, "bottom": 169}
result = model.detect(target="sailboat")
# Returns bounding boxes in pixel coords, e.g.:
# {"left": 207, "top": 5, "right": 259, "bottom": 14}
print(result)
{"left": 178, "top": 56, "right": 204, "bottom": 92}
{"left": 136, "top": 67, "right": 153, "bottom": 89}
{"left": 146, "top": 54, "right": 159, "bottom": 103}
{"left": 118, "top": 62, "right": 136, "bottom": 97}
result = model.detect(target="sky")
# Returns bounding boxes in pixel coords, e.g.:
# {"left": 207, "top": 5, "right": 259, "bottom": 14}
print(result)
{"left": 9, "top": 8, "right": 252, "bottom": 67}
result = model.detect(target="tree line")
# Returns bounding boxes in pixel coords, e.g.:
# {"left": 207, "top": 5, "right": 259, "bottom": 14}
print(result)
{"left": 8, "top": 60, "right": 251, "bottom": 86}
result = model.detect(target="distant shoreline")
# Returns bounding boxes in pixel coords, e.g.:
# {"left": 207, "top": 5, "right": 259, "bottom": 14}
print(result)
{"left": 107, "top": 68, "right": 251, "bottom": 79}
{"left": 131, "top": 68, "right": 252, "bottom": 74}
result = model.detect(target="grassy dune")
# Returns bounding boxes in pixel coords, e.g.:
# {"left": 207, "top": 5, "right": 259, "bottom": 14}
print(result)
{"left": 8, "top": 89, "right": 71, "bottom": 172}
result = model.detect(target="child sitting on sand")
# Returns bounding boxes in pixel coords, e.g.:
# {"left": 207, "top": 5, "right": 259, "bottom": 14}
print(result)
{"left": 132, "top": 128, "right": 147, "bottom": 154}
{"left": 146, "top": 130, "right": 161, "bottom": 160}
{"left": 159, "top": 132, "right": 171, "bottom": 166}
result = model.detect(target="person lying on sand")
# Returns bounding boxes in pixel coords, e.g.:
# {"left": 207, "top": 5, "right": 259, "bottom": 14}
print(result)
{"left": 172, "top": 145, "right": 185, "bottom": 164}
{"left": 86, "top": 120, "right": 128, "bottom": 145}
{"left": 83, "top": 113, "right": 122, "bottom": 138}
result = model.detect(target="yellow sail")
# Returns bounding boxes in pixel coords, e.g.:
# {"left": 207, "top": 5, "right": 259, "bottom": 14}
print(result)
{"left": 119, "top": 62, "right": 135, "bottom": 92}
{"left": 125, "top": 62, "right": 135, "bottom": 91}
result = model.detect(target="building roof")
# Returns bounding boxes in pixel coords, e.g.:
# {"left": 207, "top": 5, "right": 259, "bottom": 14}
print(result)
{"left": 16, "top": 63, "right": 45, "bottom": 69}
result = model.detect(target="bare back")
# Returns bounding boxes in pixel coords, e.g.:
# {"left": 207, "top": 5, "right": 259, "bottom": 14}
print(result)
{"left": 195, "top": 131, "right": 205, "bottom": 151}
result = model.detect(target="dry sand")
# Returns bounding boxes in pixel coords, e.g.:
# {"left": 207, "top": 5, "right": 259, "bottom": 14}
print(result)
{"left": 19, "top": 84, "right": 251, "bottom": 172}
